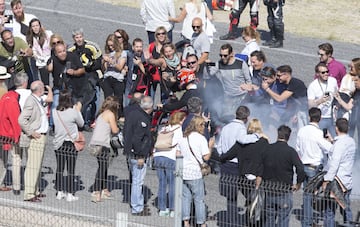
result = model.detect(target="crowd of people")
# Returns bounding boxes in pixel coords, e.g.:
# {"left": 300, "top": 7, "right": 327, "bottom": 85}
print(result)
{"left": 0, "top": 0, "right": 359, "bottom": 226}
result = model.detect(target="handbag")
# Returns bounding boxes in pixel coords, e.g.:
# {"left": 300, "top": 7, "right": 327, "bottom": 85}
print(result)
{"left": 56, "top": 111, "right": 86, "bottom": 152}
{"left": 89, "top": 145, "right": 102, "bottom": 157}
{"left": 187, "top": 137, "right": 211, "bottom": 176}
{"left": 154, "top": 126, "right": 180, "bottom": 151}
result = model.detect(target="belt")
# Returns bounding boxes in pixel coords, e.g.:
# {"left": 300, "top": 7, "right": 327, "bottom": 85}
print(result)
{"left": 304, "top": 164, "right": 322, "bottom": 169}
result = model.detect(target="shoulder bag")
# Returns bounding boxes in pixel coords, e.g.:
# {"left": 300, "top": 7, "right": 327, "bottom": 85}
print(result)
{"left": 187, "top": 137, "right": 211, "bottom": 176}
{"left": 56, "top": 111, "right": 86, "bottom": 152}
{"left": 154, "top": 126, "right": 180, "bottom": 151}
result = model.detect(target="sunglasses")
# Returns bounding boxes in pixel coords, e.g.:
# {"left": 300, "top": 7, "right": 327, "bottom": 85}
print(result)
{"left": 187, "top": 61, "right": 197, "bottom": 66}
{"left": 192, "top": 25, "right": 201, "bottom": 30}
{"left": 156, "top": 32, "right": 166, "bottom": 36}
{"left": 52, "top": 40, "right": 62, "bottom": 45}
{"left": 219, "top": 54, "right": 229, "bottom": 58}
{"left": 116, "top": 35, "right": 122, "bottom": 39}
{"left": 319, "top": 70, "right": 329, "bottom": 75}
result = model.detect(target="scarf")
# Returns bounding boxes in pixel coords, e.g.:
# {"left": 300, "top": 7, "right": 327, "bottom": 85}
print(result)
{"left": 164, "top": 54, "right": 180, "bottom": 69}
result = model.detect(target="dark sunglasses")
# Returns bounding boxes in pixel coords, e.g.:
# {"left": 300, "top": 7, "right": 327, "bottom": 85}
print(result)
{"left": 187, "top": 61, "right": 197, "bottom": 66}
{"left": 156, "top": 32, "right": 166, "bottom": 36}
{"left": 319, "top": 70, "right": 329, "bottom": 75}
{"left": 52, "top": 40, "right": 62, "bottom": 45}
{"left": 192, "top": 25, "right": 201, "bottom": 30}
{"left": 219, "top": 54, "right": 229, "bottom": 58}
{"left": 116, "top": 35, "right": 123, "bottom": 39}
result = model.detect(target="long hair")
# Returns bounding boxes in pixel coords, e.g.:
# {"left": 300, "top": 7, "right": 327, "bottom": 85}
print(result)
{"left": 168, "top": 112, "right": 186, "bottom": 126}
{"left": 49, "top": 34, "right": 65, "bottom": 49}
{"left": 114, "top": 29, "right": 130, "bottom": 50}
{"left": 242, "top": 26, "right": 260, "bottom": 43}
{"left": 98, "top": 96, "right": 120, "bottom": 120}
{"left": 104, "top": 34, "right": 123, "bottom": 59}
{"left": 26, "top": 18, "right": 47, "bottom": 48}
{"left": 183, "top": 116, "right": 205, "bottom": 137}
{"left": 56, "top": 90, "right": 73, "bottom": 111}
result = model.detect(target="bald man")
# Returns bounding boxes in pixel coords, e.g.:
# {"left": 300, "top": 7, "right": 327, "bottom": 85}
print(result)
{"left": 190, "top": 17, "right": 210, "bottom": 65}
{"left": 18, "top": 81, "right": 52, "bottom": 202}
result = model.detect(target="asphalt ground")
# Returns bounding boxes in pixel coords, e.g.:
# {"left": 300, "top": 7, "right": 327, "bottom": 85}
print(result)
{"left": 0, "top": 0, "right": 360, "bottom": 226}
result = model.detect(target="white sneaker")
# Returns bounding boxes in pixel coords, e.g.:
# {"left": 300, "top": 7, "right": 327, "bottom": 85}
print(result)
{"left": 56, "top": 191, "right": 66, "bottom": 200}
{"left": 159, "top": 209, "right": 170, "bottom": 217}
{"left": 66, "top": 193, "right": 79, "bottom": 202}
{"left": 169, "top": 211, "right": 175, "bottom": 218}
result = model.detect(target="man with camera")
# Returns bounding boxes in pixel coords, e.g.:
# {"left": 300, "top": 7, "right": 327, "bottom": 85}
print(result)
{"left": 296, "top": 107, "right": 332, "bottom": 227}
{"left": 307, "top": 62, "right": 338, "bottom": 137}
{"left": 0, "top": 29, "right": 32, "bottom": 78}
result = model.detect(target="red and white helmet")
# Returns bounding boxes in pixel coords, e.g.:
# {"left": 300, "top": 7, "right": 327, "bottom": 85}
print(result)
{"left": 177, "top": 68, "right": 196, "bottom": 88}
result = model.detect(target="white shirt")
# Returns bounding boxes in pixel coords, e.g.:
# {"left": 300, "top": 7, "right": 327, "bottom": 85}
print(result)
{"left": 153, "top": 124, "right": 183, "bottom": 161}
{"left": 140, "top": 0, "right": 175, "bottom": 33}
{"left": 15, "top": 88, "right": 31, "bottom": 110}
{"left": 240, "top": 39, "right": 260, "bottom": 65}
{"left": 12, "top": 13, "right": 37, "bottom": 41}
{"left": 307, "top": 77, "right": 338, "bottom": 118}
{"left": 217, "top": 119, "right": 258, "bottom": 163}
{"left": 177, "top": 132, "right": 209, "bottom": 180}
{"left": 296, "top": 122, "right": 332, "bottom": 166}
{"left": 324, "top": 134, "right": 356, "bottom": 190}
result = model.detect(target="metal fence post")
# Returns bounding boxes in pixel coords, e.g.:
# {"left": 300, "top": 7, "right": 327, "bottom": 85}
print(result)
{"left": 174, "top": 155, "right": 183, "bottom": 227}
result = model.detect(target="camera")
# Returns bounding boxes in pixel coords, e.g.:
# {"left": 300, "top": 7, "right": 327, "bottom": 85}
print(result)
{"left": 323, "top": 128, "right": 328, "bottom": 138}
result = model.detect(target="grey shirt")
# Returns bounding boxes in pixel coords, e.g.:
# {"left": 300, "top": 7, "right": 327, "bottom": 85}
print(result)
{"left": 53, "top": 108, "right": 84, "bottom": 150}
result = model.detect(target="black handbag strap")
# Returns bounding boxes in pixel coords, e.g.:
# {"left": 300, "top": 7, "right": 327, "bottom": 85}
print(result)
{"left": 187, "top": 136, "right": 203, "bottom": 168}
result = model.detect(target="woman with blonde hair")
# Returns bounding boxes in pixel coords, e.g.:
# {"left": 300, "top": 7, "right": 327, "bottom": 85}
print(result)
{"left": 148, "top": 26, "right": 170, "bottom": 101}
{"left": 101, "top": 34, "right": 127, "bottom": 118}
{"left": 90, "top": 96, "right": 120, "bottom": 202}
{"left": 239, "top": 26, "right": 260, "bottom": 64}
{"left": 153, "top": 111, "right": 186, "bottom": 217}
{"left": 169, "top": 0, "right": 212, "bottom": 40}
{"left": 177, "top": 116, "right": 214, "bottom": 227}
{"left": 220, "top": 118, "right": 269, "bottom": 225}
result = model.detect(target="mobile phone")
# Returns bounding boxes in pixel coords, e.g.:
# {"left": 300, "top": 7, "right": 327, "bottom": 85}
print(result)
{"left": 206, "top": 62, "right": 216, "bottom": 66}
{"left": 323, "top": 128, "right": 328, "bottom": 138}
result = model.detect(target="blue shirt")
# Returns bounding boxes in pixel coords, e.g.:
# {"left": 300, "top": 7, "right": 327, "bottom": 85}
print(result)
{"left": 323, "top": 134, "right": 356, "bottom": 190}
{"left": 217, "top": 119, "right": 259, "bottom": 163}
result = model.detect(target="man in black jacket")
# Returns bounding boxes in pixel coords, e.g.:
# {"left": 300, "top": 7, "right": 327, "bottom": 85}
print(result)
{"left": 262, "top": 125, "right": 305, "bottom": 227}
{"left": 123, "top": 95, "right": 153, "bottom": 216}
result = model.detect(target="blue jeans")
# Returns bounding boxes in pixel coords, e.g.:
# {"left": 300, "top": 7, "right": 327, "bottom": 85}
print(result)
{"left": 323, "top": 189, "right": 352, "bottom": 227}
{"left": 183, "top": 178, "right": 206, "bottom": 225}
{"left": 302, "top": 165, "right": 322, "bottom": 227}
{"left": 265, "top": 192, "right": 293, "bottom": 227}
{"left": 128, "top": 158, "right": 147, "bottom": 213}
{"left": 49, "top": 89, "right": 60, "bottom": 128}
{"left": 154, "top": 156, "right": 175, "bottom": 211}
{"left": 319, "top": 117, "right": 335, "bottom": 138}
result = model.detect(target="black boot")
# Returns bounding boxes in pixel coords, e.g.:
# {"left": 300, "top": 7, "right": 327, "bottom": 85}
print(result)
{"left": 220, "top": 32, "right": 238, "bottom": 40}
{"left": 269, "top": 40, "right": 283, "bottom": 48}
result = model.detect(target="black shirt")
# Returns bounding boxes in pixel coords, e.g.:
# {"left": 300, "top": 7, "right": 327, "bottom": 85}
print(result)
{"left": 49, "top": 51, "right": 85, "bottom": 92}
{"left": 262, "top": 141, "right": 305, "bottom": 186}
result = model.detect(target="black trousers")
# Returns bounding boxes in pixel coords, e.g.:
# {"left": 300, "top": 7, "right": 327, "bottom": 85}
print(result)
{"left": 93, "top": 147, "right": 110, "bottom": 191}
{"left": 55, "top": 141, "right": 78, "bottom": 194}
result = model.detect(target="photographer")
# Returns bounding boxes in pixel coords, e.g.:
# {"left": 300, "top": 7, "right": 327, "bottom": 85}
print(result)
{"left": 0, "top": 29, "right": 32, "bottom": 79}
